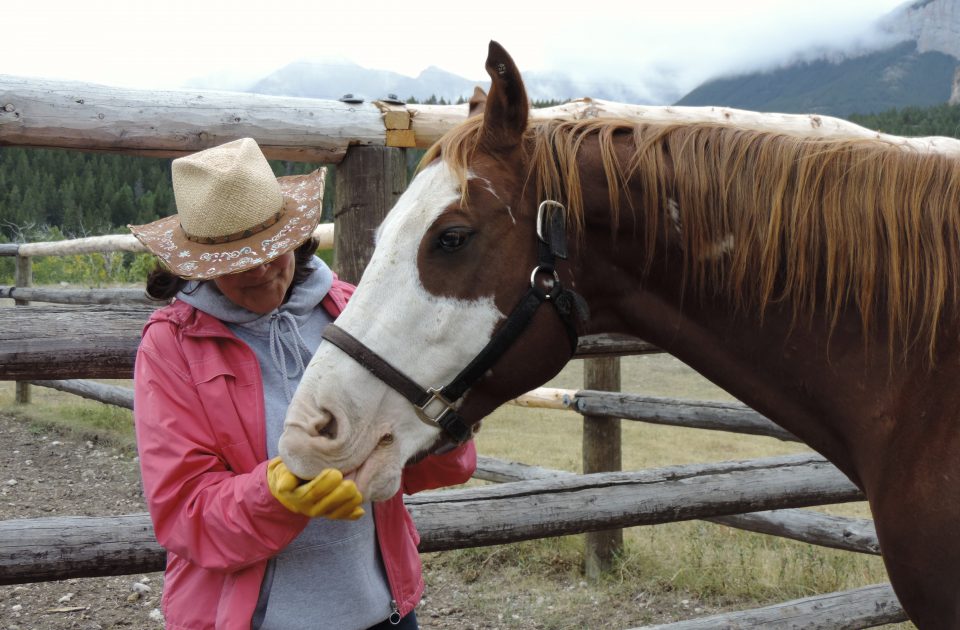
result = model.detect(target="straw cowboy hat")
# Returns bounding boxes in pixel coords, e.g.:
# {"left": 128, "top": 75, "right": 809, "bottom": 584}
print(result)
{"left": 129, "top": 137, "right": 326, "bottom": 280}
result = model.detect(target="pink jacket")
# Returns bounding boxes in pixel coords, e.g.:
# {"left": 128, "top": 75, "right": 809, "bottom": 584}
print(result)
{"left": 133, "top": 279, "right": 477, "bottom": 630}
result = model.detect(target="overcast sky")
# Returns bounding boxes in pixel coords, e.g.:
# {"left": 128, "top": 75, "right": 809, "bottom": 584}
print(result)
{"left": 7, "top": 0, "right": 910, "bottom": 103}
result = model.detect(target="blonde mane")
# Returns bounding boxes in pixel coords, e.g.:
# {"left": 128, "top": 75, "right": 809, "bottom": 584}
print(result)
{"left": 423, "top": 117, "right": 960, "bottom": 358}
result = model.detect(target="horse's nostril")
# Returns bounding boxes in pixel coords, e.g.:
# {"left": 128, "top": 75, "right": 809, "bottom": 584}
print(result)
{"left": 314, "top": 411, "right": 338, "bottom": 440}
{"left": 379, "top": 433, "right": 395, "bottom": 447}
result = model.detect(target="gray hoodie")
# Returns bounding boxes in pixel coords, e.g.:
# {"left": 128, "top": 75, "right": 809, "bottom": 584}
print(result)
{"left": 177, "top": 257, "right": 394, "bottom": 630}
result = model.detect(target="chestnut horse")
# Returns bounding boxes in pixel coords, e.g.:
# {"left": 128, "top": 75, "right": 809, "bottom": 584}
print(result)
{"left": 280, "top": 41, "right": 960, "bottom": 627}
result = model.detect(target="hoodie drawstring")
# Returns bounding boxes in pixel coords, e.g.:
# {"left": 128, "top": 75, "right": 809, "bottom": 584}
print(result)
{"left": 268, "top": 311, "right": 312, "bottom": 400}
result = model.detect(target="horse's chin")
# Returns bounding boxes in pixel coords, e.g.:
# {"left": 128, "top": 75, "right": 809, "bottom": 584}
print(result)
{"left": 347, "top": 446, "right": 404, "bottom": 503}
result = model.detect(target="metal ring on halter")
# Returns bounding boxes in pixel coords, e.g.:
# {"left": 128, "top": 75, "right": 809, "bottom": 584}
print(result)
{"left": 536, "top": 200, "right": 566, "bottom": 243}
{"left": 530, "top": 265, "right": 561, "bottom": 298}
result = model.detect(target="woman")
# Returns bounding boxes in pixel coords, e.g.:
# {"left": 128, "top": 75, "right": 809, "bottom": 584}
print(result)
{"left": 129, "top": 137, "right": 476, "bottom": 630}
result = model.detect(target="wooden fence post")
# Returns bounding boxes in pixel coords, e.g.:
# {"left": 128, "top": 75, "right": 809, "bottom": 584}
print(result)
{"left": 332, "top": 146, "right": 408, "bottom": 284}
{"left": 14, "top": 254, "right": 32, "bottom": 404}
{"left": 582, "top": 356, "right": 623, "bottom": 578}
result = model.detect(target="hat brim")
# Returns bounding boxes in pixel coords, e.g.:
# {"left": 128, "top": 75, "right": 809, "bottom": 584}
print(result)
{"left": 130, "top": 169, "right": 326, "bottom": 280}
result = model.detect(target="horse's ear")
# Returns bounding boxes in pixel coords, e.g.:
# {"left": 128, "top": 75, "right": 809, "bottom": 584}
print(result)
{"left": 468, "top": 86, "right": 487, "bottom": 117}
{"left": 480, "top": 40, "right": 529, "bottom": 152}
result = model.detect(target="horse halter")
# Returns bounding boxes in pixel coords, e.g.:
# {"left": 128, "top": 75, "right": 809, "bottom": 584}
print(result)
{"left": 320, "top": 200, "right": 588, "bottom": 445}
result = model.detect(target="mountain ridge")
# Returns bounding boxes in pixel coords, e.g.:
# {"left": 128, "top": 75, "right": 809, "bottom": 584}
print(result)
{"left": 186, "top": 0, "right": 960, "bottom": 114}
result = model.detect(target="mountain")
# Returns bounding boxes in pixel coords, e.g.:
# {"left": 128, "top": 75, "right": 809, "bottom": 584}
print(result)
{"left": 675, "top": 40, "right": 956, "bottom": 117}
{"left": 675, "top": 0, "right": 960, "bottom": 117}
{"left": 248, "top": 61, "right": 479, "bottom": 103}
{"left": 882, "top": 0, "right": 960, "bottom": 58}
{"left": 243, "top": 60, "right": 656, "bottom": 105}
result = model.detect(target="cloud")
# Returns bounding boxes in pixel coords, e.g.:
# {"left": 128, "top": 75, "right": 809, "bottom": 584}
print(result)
{"left": 1, "top": 0, "right": 909, "bottom": 103}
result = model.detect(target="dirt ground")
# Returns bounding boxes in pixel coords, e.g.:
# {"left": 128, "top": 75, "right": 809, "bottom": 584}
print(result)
{"left": 0, "top": 411, "right": 719, "bottom": 630}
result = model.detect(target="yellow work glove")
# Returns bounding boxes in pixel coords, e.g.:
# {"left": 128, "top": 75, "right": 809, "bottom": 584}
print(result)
{"left": 267, "top": 457, "right": 365, "bottom": 520}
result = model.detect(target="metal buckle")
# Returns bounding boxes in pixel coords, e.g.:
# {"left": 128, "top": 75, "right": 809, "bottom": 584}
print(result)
{"left": 416, "top": 387, "right": 457, "bottom": 426}
{"left": 536, "top": 200, "right": 566, "bottom": 244}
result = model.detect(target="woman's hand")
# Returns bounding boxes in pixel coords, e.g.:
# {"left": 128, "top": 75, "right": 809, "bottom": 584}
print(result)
{"left": 267, "top": 457, "right": 364, "bottom": 520}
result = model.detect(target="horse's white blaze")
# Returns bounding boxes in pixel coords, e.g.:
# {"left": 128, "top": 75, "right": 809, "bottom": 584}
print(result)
{"left": 280, "top": 161, "right": 504, "bottom": 500}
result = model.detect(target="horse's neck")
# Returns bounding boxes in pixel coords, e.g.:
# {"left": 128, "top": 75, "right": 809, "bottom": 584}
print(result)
{"left": 573, "top": 187, "right": 932, "bottom": 489}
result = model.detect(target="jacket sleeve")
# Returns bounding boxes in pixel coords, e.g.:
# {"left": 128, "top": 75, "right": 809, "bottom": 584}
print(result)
{"left": 134, "top": 321, "right": 307, "bottom": 573}
{"left": 400, "top": 440, "right": 477, "bottom": 495}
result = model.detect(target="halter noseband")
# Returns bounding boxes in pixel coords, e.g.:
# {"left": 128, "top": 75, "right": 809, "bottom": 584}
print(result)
{"left": 320, "top": 200, "right": 588, "bottom": 445}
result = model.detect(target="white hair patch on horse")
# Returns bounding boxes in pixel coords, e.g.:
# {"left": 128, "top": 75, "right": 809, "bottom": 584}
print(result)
{"left": 668, "top": 198, "right": 682, "bottom": 235}
{"left": 336, "top": 161, "right": 506, "bottom": 387}
{"left": 470, "top": 172, "right": 515, "bottom": 224}
{"left": 667, "top": 197, "right": 735, "bottom": 260}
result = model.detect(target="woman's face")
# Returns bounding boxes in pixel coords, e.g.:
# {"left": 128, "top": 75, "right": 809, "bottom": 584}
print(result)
{"left": 213, "top": 251, "right": 296, "bottom": 314}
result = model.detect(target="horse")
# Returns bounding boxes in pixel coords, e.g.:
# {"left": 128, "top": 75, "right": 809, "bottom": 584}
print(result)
{"left": 279, "top": 41, "right": 960, "bottom": 627}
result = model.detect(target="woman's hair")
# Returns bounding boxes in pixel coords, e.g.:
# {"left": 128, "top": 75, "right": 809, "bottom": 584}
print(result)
{"left": 145, "top": 237, "right": 322, "bottom": 301}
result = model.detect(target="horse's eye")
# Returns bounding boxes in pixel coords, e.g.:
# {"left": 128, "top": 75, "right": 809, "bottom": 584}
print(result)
{"left": 438, "top": 228, "right": 472, "bottom": 252}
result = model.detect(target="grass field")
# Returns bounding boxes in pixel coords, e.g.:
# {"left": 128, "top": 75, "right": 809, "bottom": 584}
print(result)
{"left": 0, "top": 352, "right": 913, "bottom": 627}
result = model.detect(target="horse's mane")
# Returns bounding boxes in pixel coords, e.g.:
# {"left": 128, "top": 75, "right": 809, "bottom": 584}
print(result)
{"left": 423, "top": 116, "right": 960, "bottom": 359}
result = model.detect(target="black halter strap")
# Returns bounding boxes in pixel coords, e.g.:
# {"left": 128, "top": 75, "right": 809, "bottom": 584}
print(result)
{"left": 320, "top": 200, "right": 588, "bottom": 444}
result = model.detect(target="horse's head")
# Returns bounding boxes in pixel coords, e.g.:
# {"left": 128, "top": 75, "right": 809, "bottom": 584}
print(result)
{"left": 278, "top": 41, "right": 581, "bottom": 500}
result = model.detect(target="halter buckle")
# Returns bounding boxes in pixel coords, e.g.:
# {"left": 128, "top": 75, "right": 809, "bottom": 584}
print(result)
{"left": 536, "top": 200, "right": 566, "bottom": 243}
{"left": 416, "top": 387, "right": 458, "bottom": 426}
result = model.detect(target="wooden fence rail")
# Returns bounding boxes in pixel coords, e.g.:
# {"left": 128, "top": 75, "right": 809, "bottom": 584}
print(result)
{"left": 632, "top": 583, "right": 905, "bottom": 629}
{"left": 24, "top": 377, "right": 793, "bottom": 447}
{"left": 474, "top": 456, "right": 879, "bottom": 556}
{"left": 5, "top": 74, "right": 960, "bottom": 159}
{"left": 29, "top": 379, "right": 869, "bottom": 556}
{"left": 0, "top": 306, "right": 656, "bottom": 380}
{"left": 0, "top": 452, "right": 862, "bottom": 585}
{"left": 0, "top": 225, "right": 335, "bottom": 257}
{"left": 0, "top": 286, "right": 161, "bottom": 305}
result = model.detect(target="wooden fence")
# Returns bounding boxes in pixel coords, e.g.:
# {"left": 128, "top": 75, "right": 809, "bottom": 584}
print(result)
{"left": 0, "top": 76, "right": 912, "bottom": 628}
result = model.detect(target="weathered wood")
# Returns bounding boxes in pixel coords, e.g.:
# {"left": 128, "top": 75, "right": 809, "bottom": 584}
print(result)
{"left": 407, "top": 453, "right": 862, "bottom": 550}
{"left": 575, "top": 332, "right": 658, "bottom": 357}
{"left": 0, "top": 286, "right": 163, "bottom": 305}
{"left": 407, "top": 98, "right": 960, "bottom": 155}
{"left": 473, "top": 455, "right": 570, "bottom": 483}
{"left": 0, "top": 224, "right": 334, "bottom": 257}
{"left": 0, "top": 76, "right": 383, "bottom": 162}
{"left": 0, "top": 514, "right": 163, "bottom": 584}
{"left": 582, "top": 357, "right": 623, "bottom": 577}
{"left": 14, "top": 254, "right": 32, "bottom": 404}
{"left": 29, "top": 380, "right": 134, "bottom": 410}
{"left": 511, "top": 387, "right": 577, "bottom": 410}
{"left": 333, "top": 146, "right": 409, "bottom": 283}
{"left": 576, "top": 390, "right": 798, "bottom": 441}
{"left": 0, "top": 306, "right": 153, "bottom": 380}
{"left": 474, "top": 456, "right": 880, "bottom": 557}
{"left": 0, "top": 305, "right": 656, "bottom": 380}
{"left": 0, "top": 453, "right": 862, "bottom": 584}
{"left": 509, "top": 387, "right": 795, "bottom": 442}
{"left": 631, "top": 583, "right": 905, "bottom": 629}
{"left": 706, "top": 509, "right": 879, "bottom": 556}
{"left": 0, "top": 243, "right": 18, "bottom": 256}
{"left": 7, "top": 76, "right": 954, "bottom": 162}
